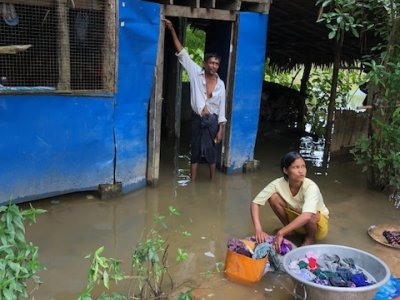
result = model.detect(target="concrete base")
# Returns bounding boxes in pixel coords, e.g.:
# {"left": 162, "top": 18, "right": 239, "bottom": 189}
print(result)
{"left": 243, "top": 160, "right": 260, "bottom": 173}
{"left": 98, "top": 182, "right": 122, "bottom": 200}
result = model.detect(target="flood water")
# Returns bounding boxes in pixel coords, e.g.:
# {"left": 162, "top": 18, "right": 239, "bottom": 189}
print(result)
{"left": 24, "top": 132, "right": 400, "bottom": 299}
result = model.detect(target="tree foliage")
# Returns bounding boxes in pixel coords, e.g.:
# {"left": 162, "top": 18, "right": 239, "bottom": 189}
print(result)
{"left": 183, "top": 26, "right": 205, "bottom": 82}
{"left": 318, "top": 0, "right": 400, "bottom": 194}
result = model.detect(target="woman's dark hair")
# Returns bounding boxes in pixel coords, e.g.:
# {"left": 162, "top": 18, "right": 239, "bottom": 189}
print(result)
{"left": 280, "top": 151, "right": 304, "bottom": 180}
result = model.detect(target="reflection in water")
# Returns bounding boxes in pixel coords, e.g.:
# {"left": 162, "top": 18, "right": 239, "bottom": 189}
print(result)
{"left": 177, "top": 154, "right": 191, "bottom": 186}
{"left": 23, "top": 134, "right": 399, "bottom": 299}
{"left": 390, "top": 190, "right": 400, "bottom": 208}
{"left": 299, "top": 135, "right": 326, "bottom": 174}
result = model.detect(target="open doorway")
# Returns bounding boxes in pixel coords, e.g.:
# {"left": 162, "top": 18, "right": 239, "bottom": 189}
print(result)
{"left": 154, "top": 16, "right": 235, "bottom": 185}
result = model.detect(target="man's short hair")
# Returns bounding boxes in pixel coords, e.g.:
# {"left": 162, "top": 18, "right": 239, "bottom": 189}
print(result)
{"left": 204, "top": 52, "right": 221, "bottom": 62}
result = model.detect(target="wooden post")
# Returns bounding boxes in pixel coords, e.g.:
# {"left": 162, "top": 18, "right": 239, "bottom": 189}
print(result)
{"left": 147, "top": 14, "right": 166, "bottom": 187}
{"left": 202, "top": 0, "right": 216, "bottom": 8}
{"left": 174, "top": 18, "right": 186, "bottom": 139}
{"left": 324, "top": 34, "right": 343, "bottom": 162}
{"left": 103, "top": 0, "right": 117, "bottom": 91}
{"left": 298, "top": 62, "right": 311, "bottom": 130}
{"left": 221, "top": 19, "right": 238, "bottom": 171}
{"left": 57, "top": 0, "right": 70, "bottom": 90}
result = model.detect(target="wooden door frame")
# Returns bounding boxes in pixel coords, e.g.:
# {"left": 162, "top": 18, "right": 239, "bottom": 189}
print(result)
{"left": 146, "top": 10, "right": 165, "bottom": 187}
{"left": 147, "top": 6, "right": 238, "bottom": 186}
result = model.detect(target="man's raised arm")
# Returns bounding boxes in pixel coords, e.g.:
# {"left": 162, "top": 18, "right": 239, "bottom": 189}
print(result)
{"left": 163, "top": 18, "right": 183, "bottom": 53}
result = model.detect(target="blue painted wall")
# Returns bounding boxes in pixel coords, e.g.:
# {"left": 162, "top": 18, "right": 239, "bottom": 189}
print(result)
{"left": 226, "top": 12, "right": 268, "bottom": 173}
{"left": 0, "top": 1, "right": 160, "bottom": 204}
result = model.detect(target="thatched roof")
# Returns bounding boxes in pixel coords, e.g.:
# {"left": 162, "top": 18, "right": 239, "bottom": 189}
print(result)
{"left": 266, "top": 0, "right": 373, "bottom": 70}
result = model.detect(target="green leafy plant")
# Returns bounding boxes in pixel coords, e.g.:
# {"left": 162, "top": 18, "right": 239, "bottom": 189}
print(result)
{"left": 77, "top": 246, "right": 125, "bottom": 300}
{"left": 343, "top": 1, "right": 400, "bottom": 193}
{"left": 0, "top": 202, "right": 46, "bottom": 299}
{"left": 175, "top": 290, "right": 192, "bottom": 300}
{"left": 79, "top": 206, "right": 192, "bottom": 300}
{"left": 200, "top": 261, "right": 225, "bottom": 280}
{"left": 352, "top": 107, "right": 400, "bottom": 191}
{"left": 316, "top": 0, "right": 367, "bottom": 41}
{"left": 183, "top": 26, "right": 206, "bottom": 82}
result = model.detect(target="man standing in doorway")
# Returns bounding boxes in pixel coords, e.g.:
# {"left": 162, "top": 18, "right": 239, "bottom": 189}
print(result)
{"left": 163, "top": 19, "right": 227, "bottom": 181}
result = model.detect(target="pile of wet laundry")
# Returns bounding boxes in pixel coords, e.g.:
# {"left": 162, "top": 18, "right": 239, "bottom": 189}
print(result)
{"left": 227, "top": 236, "right": 293, "bottom": 271}
{"left": 287, "top": 252, "right": 376, "bottom": 288}
{"left": 383, "top": 230, "right": 400, "bottom": 246}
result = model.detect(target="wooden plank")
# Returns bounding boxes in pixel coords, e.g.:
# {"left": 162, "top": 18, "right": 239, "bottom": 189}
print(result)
{"left": 215, "top": 0, "right": 241, "bottom": 11}
{"left": 241, "top": 0, "right": 269, "bottom": 3}
{"left": 1, "top": 0, "right": 104, "bottom": 10}
{"left": 348, "top": 113, "right": 359, "bottom": 146}
{"left": 142, "top": 0, "right": 172, "bottom": 4}
{"left": 147, "top": 12, "right": 166, "bottom": 187}
{"left": 240, "top": 1, "right": 270, "bottom": 13}
{"left": 172, "top": 0, "right": 200, "bottom": 7}
{"left": 164, "top": 5, "right": 236, "bottom": 21}
{"left": 350, "top": 113, "right": 368, "bottom": 145}
{"left": 330, "top": 110, "right": 341, "bottom": 152}
{"left": 345, "top": 111, "right": 357, "bottom": 147}
{"left": 102, "top": 0, "right": 116, "bottom": 92}
{"left": 221, "top": 21, "right": 238, "bottom": 171}
{"left": 174, "top": 18, "right": 186, "bottom": 139}
{"left": 201, "top": 0, "right": 216, "bottom": 9}
{"left": 56, "top": 0, "right": 70, "bottom": 90}
{"left": 331, "top": 110, "right": 369, "bottom": 154}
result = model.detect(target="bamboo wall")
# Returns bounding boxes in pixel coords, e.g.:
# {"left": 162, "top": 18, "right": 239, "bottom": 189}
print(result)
{"left": 331, "top": 110, "right": 369, "bottom": 156}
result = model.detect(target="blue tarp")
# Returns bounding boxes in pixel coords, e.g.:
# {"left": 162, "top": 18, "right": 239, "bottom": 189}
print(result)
{"left": 114, "top": 0, "right": 160, "bottom": 192}
{"left": 0, "top": 96, "right": 115, "bottom": 203}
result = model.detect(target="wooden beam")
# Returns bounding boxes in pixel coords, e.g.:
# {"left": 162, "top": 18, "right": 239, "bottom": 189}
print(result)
{"left": 221, "top": 21, "right": 238, "bottom": 171}
{"left": 201, "top": 0, "right": 216, "bottom": 9}
{"left": 102, "top": 0, "right": 116, "bottom": 92}
{"left": 164, "top": 5, "right": 236, "bottom": 21}
{"left": 1, "top": 0, "right": 104, "bottom": 10}
{"left": 142, "top": 0, "right": 172, "bottom": 4}
{"left": 215, "top": 0, "right": 241, "bottom": 11}
{"left": 147, "top": 13, "right": 166, "bottom": 187}
{"left": 241, "top": 0, "right": 269, "bottom": 3}
{"left": 240, "top": 1, "right": 270, "bottom": 13}
{"left": 172, "top": 0, "right": 200, "bottom": 7}
{"left": 56, "top": 0, "right": 70, "bottom": 90}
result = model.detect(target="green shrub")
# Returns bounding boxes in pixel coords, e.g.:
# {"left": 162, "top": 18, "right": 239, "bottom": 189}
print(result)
{"left": 0, "top": 202, "right": 46, "bottom": 299}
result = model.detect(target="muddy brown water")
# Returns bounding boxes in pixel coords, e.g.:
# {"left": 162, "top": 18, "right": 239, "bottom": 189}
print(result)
{"left": 23, "top": 134, "right": 399, "bottom": 299}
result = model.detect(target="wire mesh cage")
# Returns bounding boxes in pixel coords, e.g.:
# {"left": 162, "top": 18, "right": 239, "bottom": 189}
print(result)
{"left": 0, "top": 0, "right": 115, "bottom": 93}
